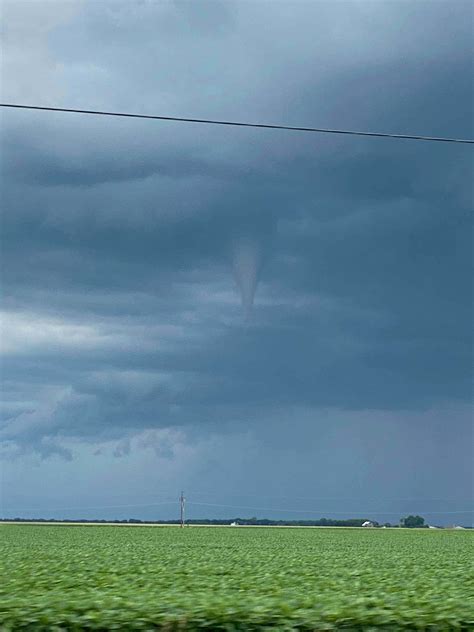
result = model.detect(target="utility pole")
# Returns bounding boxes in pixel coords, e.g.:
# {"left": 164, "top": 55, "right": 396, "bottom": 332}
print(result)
{"left": 180, "top": 491, "right": 185, "bottom": 528}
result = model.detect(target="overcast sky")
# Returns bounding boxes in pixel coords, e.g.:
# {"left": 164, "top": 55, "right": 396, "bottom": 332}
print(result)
{"left": 1, "top": 0, "right": 472, "bottom": 525}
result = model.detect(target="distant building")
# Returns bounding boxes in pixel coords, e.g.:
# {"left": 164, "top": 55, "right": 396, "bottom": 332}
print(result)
{"left": 362, "top": 521, "right": 374, "bottom": 528}
{"left": 230, "top": 522, "right": 238, "bottom": 526}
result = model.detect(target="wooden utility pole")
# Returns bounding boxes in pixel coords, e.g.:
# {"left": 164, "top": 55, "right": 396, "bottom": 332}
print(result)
{"left": 180, "top": 491, "right": 185, "bottom": 528}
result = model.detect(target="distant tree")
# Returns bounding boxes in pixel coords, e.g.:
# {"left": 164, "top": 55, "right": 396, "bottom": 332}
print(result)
{"left": 401, "top": 515, "right": 425, "bottom": 528}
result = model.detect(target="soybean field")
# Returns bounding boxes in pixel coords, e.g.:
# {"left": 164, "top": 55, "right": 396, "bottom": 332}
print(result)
{"left": 1, "top": 524, "right": 472, "bottom": 630}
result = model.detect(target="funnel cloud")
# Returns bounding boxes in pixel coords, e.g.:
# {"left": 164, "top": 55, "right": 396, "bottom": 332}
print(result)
{"left": 232, "top": 237, "right": 263, "bottom": 319}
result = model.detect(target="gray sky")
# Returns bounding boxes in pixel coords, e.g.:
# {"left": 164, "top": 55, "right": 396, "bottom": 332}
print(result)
{"left": 1, "top": 0, "right": 472, "bottom": 525}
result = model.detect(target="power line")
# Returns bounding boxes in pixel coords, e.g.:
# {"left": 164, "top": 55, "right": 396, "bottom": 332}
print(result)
{"left": 4, "top": 493, "right": 471, "bottom": 514}
{"left": 24, "top": 485, "right": 464, "bottom": 503}
{"left": 10, "top": 485, "right": 466, "bottom": 504}
{"left": 188, "top": 501, "right": 472, "bottom": 516}
{"left": 1, "top": 103, "right": 473, "bottom": 144}
{"left": 187, "top": 490, "right": 471, "bottom": 503}
{"left": 3, "top": 498, "right": 471, "bottom": 517}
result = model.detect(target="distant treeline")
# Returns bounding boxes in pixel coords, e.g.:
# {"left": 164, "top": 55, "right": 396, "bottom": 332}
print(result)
{"left": 3, "top": 516, "right": 468, "bottom": 528}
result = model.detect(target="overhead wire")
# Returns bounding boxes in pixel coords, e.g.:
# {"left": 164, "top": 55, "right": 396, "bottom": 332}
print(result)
{"left": 186, "top": 489, "right": 471, "bottom": 503}
{"left": 187, "top": 501, "right": 472, "bottom": 516}
{"left": 4, "top": 497, "right": 471, "bottom": 517}
{"left": 1, "top": 103, "right": 473, "bottom": 144}
{"left": 37, "top": 486, "right": 468, "bottom": 504}
{"left": 4, "top": 491, "right": 471, "bottom": 515}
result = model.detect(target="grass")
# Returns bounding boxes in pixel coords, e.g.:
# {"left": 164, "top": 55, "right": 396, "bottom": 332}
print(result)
{"left": 1, "top": 524, "right": 472, "bottom": 630}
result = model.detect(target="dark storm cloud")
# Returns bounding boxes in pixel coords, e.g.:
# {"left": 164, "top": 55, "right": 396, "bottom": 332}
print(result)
{"left": 0, "top": 0, "right": 472, "bottom": 521}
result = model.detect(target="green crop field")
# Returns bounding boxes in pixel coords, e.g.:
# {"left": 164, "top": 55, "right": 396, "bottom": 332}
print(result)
{"left": 0, "top": 524, "right": 472, "bottom": 630}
